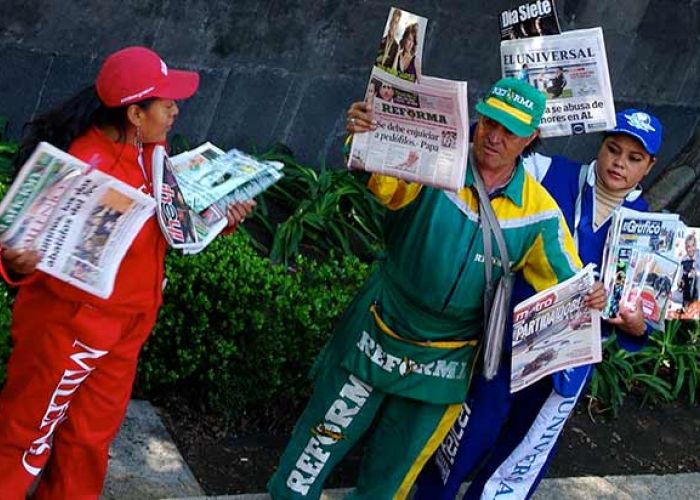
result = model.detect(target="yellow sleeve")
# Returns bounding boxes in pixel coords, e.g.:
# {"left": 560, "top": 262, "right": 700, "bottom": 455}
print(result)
{"left": 367, "top": 174, "right": 422, "bottom": 211}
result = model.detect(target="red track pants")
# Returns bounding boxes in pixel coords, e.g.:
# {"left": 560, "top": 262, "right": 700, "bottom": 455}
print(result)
{"left": 0, "top": 289, "right": 157, "bottom": 499}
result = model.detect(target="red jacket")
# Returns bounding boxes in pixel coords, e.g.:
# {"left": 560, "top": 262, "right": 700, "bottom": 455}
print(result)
{"left": 2, "top": 127, "right": 167, "bottom": 313}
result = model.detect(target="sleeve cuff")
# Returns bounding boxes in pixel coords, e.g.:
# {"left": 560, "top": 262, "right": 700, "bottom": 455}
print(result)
{"left": 615, "top": 323, "right": 652, "bottom": 352}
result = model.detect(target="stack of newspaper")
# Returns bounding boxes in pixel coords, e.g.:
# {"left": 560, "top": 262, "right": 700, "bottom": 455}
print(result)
{"left": 601, "top": 207, "right": 683, "bottom": 330}
{"left": 499, "top": 1, "right": 616, "bottom": 138}
{"left": 511, "top": 263, "right": 601, "bottom": 393}
{"left": 0, "top": 142, "right": 155, "bottom": 298}
{"left": 152, "top": 143, "right": 283, "bottom": 254}
{"left": 348, "top": 7, "right": 470, "bottom": 192}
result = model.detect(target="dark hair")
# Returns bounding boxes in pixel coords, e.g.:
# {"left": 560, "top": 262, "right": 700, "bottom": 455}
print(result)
{"left": 522, "top": 135, "right": 542, "bottom": 157}
{"left": 16, "top": 85, "right": 155, "bottom": 169}
{"left": 400, "top": 23, "right": 418, "bottom": 55}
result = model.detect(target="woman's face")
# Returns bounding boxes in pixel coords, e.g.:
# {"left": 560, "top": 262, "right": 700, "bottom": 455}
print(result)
{"left": 596, "top": 134, "right": 655, "bottom": 191}
{"left": 137, "top": 98, "right": 180, "bottom": 143}
{"left": 405, "top": 31, "right": 416, "bottom": 53}
{"left": 379, "top": 84, "right": 394, "bottom": 101}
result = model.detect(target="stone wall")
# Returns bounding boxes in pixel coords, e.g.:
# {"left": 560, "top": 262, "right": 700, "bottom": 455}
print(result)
{"left": 0, "top": 0, "right": 698, "bottom": 184}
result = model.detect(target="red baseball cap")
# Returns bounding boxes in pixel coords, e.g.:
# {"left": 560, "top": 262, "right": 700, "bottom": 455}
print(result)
{"left": 95, "top": 46, "right": 200, "bottom": 108}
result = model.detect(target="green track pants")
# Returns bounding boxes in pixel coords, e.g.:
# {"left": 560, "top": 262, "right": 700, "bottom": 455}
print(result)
{"left": 268, "top": 362, "right": 461, "bottom": 500}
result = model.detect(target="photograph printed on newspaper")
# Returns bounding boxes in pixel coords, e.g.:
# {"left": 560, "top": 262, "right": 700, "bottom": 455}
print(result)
{"left": 349, "top": 66, "right": 469, "bottom": 191}
{"left": 601, "top": 207, "right": 682, "bottom": 327}
{"left": 500, "top": 27, "right": 615, "bottom": 138}
{"left": 511, "top": 263, "right": 601, "bottom": 393}
{"left": 374, "top": 7, "right": 427, "bottom": 82}
{"left": 0, "top": 142, "right": 155, "bottom": 298}
{"left": 621, "top": 249, "right": 679, "bottom": 330}
{"left": 666, "top": 226, "right": 700, "bottom": 320}
{"left": 499, "top": 0, "right": 561, "bottom": 41}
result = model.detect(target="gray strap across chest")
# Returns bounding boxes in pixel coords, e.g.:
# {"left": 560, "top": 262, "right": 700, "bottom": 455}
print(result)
{"left": 469, "top": 152, "right": 514, "bottom": 380}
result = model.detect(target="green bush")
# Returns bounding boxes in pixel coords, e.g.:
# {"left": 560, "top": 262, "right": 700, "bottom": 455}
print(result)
{"left": 137, "top": 232, "right": 371, "bottom": 417}
{"left": 590, "top": 321, "right": 700, "bottom": 415}
{"left": 0, "top": 283, "right": 13, "bottom": 386}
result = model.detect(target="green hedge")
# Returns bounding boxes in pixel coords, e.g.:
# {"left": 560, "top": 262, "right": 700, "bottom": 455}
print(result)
{"left": 0, "top": 284, "right": 13, "bottom": 385}
{"left": 137, "top": 232, "right": 371, "bottom": 416}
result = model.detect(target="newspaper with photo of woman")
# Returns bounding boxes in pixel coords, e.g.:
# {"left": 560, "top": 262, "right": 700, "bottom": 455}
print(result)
{"left": 351, "top": 7, "right": 470, "bottom": 192}
{"left": 0, "top": 142, "right": 155, "bottom": 298}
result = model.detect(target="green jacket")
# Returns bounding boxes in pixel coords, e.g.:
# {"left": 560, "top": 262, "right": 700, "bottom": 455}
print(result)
{"left": 318, "top": 161, "right": 581, "bottom": 404}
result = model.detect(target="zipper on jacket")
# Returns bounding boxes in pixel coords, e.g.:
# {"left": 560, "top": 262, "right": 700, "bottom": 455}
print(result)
{"left": 441, "top": 230, "right": 479, "bottom": 312}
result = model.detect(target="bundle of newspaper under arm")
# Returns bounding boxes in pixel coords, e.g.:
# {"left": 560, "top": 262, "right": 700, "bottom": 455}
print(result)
{"left": 500, "top": 27, "right": 615, "bottom": 138}
{"left": 349, "top": 7, "right": 470, "bottom": 192}
{"left": 153, "top": 142, "right": 283, "bottom": 255}
{"left": 0, "top": 142, "right": 156, "bottom": 299}
{"left": 510, "top": 263, "right": 601, "bottom": 393}
{"left": 601, "top": 207, "right": 683, "bottom": 330}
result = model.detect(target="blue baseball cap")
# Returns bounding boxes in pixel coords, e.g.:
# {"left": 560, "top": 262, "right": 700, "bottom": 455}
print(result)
{"left": 611, "top": 109, "right": 663, "bottom": 155}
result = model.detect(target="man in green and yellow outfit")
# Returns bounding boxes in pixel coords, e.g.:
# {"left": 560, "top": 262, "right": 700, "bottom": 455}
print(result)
{"left": 268, "top": 78, "right": 582, "bottom": 500}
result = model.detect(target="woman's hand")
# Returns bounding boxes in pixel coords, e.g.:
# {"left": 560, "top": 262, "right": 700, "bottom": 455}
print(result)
{"left": 607, "top": 297, "right": 646, "bottom": 336}
{"left": 584, "top": 281, "right": 606, "bottom": 311}
{"left": 225, "top": 200, "right": 256, "bottom": 230}
{"left": 346, "top": 101, "right": 377, "bottom": 134}
{"left": 2, "top": 248, "right": 41, "bottom": 276}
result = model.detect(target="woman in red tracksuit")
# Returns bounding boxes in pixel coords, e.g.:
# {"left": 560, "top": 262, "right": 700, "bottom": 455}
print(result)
{"left": 0, "top": 46, "right": 255, "bottom": 499}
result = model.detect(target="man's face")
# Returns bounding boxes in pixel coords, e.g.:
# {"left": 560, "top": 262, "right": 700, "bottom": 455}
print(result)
{"left": 473, "top": 116, "right": 536, "bottom": 172}
{"left": 687, "top": 238, "right": 696, "bottom": 258}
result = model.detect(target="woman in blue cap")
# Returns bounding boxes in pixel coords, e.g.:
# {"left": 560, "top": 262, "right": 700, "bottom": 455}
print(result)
{"left": 414, "top": 108, "right": 663, "bottom": 500}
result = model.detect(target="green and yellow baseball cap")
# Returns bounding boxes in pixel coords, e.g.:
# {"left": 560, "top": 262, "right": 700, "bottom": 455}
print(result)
{"left": 475, "top": 78, "right": 546, "bottom": 137}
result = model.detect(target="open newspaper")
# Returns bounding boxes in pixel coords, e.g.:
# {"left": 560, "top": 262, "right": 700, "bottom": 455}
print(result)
{"left": 601, "top": 207, "right": 683, "bottom": 328}
{"left": 153, "top": 143, "right": 283, "bottom": 254}
{"left": 500, "top": 27, "right": 615, "bottom": 137}
{"left": 0, "top": 142, "right": 155, "bottom": 298}
{"left": 499, "top": 0, "right": 561, "bottom": 41}
{"left": 511, "top": 263, "right": 601, "bottom": 393}
{"left": 349, "top": 7, "right": 470, "bottom": 192}
{"left": 666, "top": 226, "right": 700, "bottom": 320}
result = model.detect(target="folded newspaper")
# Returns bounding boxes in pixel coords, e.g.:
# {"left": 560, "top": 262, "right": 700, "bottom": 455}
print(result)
{"left": 153, "top": 142, "right": 283, "bottom": 254}
{"left": 0, "top": 142, "right": 155, "bottom": 298}
{"left": 511, "top": 263, "right": 601, "bottom": 393}
{"left": 601, "top": 207, "right": 683, "bottom": 329}
{"left": 500, "top": 27, "right": 615, "bottom": 138}
{"left": 349, "top": 7, "right": 470, "bottom": 192}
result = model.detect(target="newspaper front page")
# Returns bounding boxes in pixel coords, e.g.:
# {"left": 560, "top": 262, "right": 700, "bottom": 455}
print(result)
{"left": 499, "top": 0, "right": 561, "bottom": 41}
{"left": 0, "top": 142, "right": 155, "bottom": 298}
{"left": 511, "top": 263, "right": 601, "bottom": 393}
{"left": 500, "top": 27, "right": 615, "bottom": 138}
{"left": 349, "top": 67, "right": 469, "bottom": 191}
{"left": 601, "top": 207, "right": 682, "bottom": 327}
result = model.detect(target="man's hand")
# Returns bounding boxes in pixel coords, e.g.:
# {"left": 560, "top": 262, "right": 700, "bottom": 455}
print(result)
{"left": 225, "top": 200, "right": 256, "bottom": 230}
{"left": 584, "top": 281, "right": 606, "bottom": 311}
{"left": 607, "top": 297, "right": 646, "bottom": 336}
{"left": 346, "top": 101, "right": 377, "bottom": 134}
{"left": 2, "top": 248, "right": 41, "bottom": 276}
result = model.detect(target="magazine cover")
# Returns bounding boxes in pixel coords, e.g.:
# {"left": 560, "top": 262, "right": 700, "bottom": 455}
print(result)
{"left": 622, "top": 250, "right": 679, "bottom": 329}
{"left": 499, "top": 0, "right": 561, "bottom": 41}
{"left": 374, "top": 7, "right": 428, "bottom": 82}
{"left": 500, "top": 27, "right": 615, "bottom": 138}
{"left": 511, "top": 263, "right": 601, "bottom": 393}
{"left": 666, "top": 226, "right": 700, "bottom": 319}
{"left": 602, "top": 207, "right": 682, "bottom": 324}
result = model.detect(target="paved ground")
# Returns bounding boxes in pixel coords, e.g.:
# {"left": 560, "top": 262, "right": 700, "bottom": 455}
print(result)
{"left": 109, "top": 400, "right": 700, "bottom": 500}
